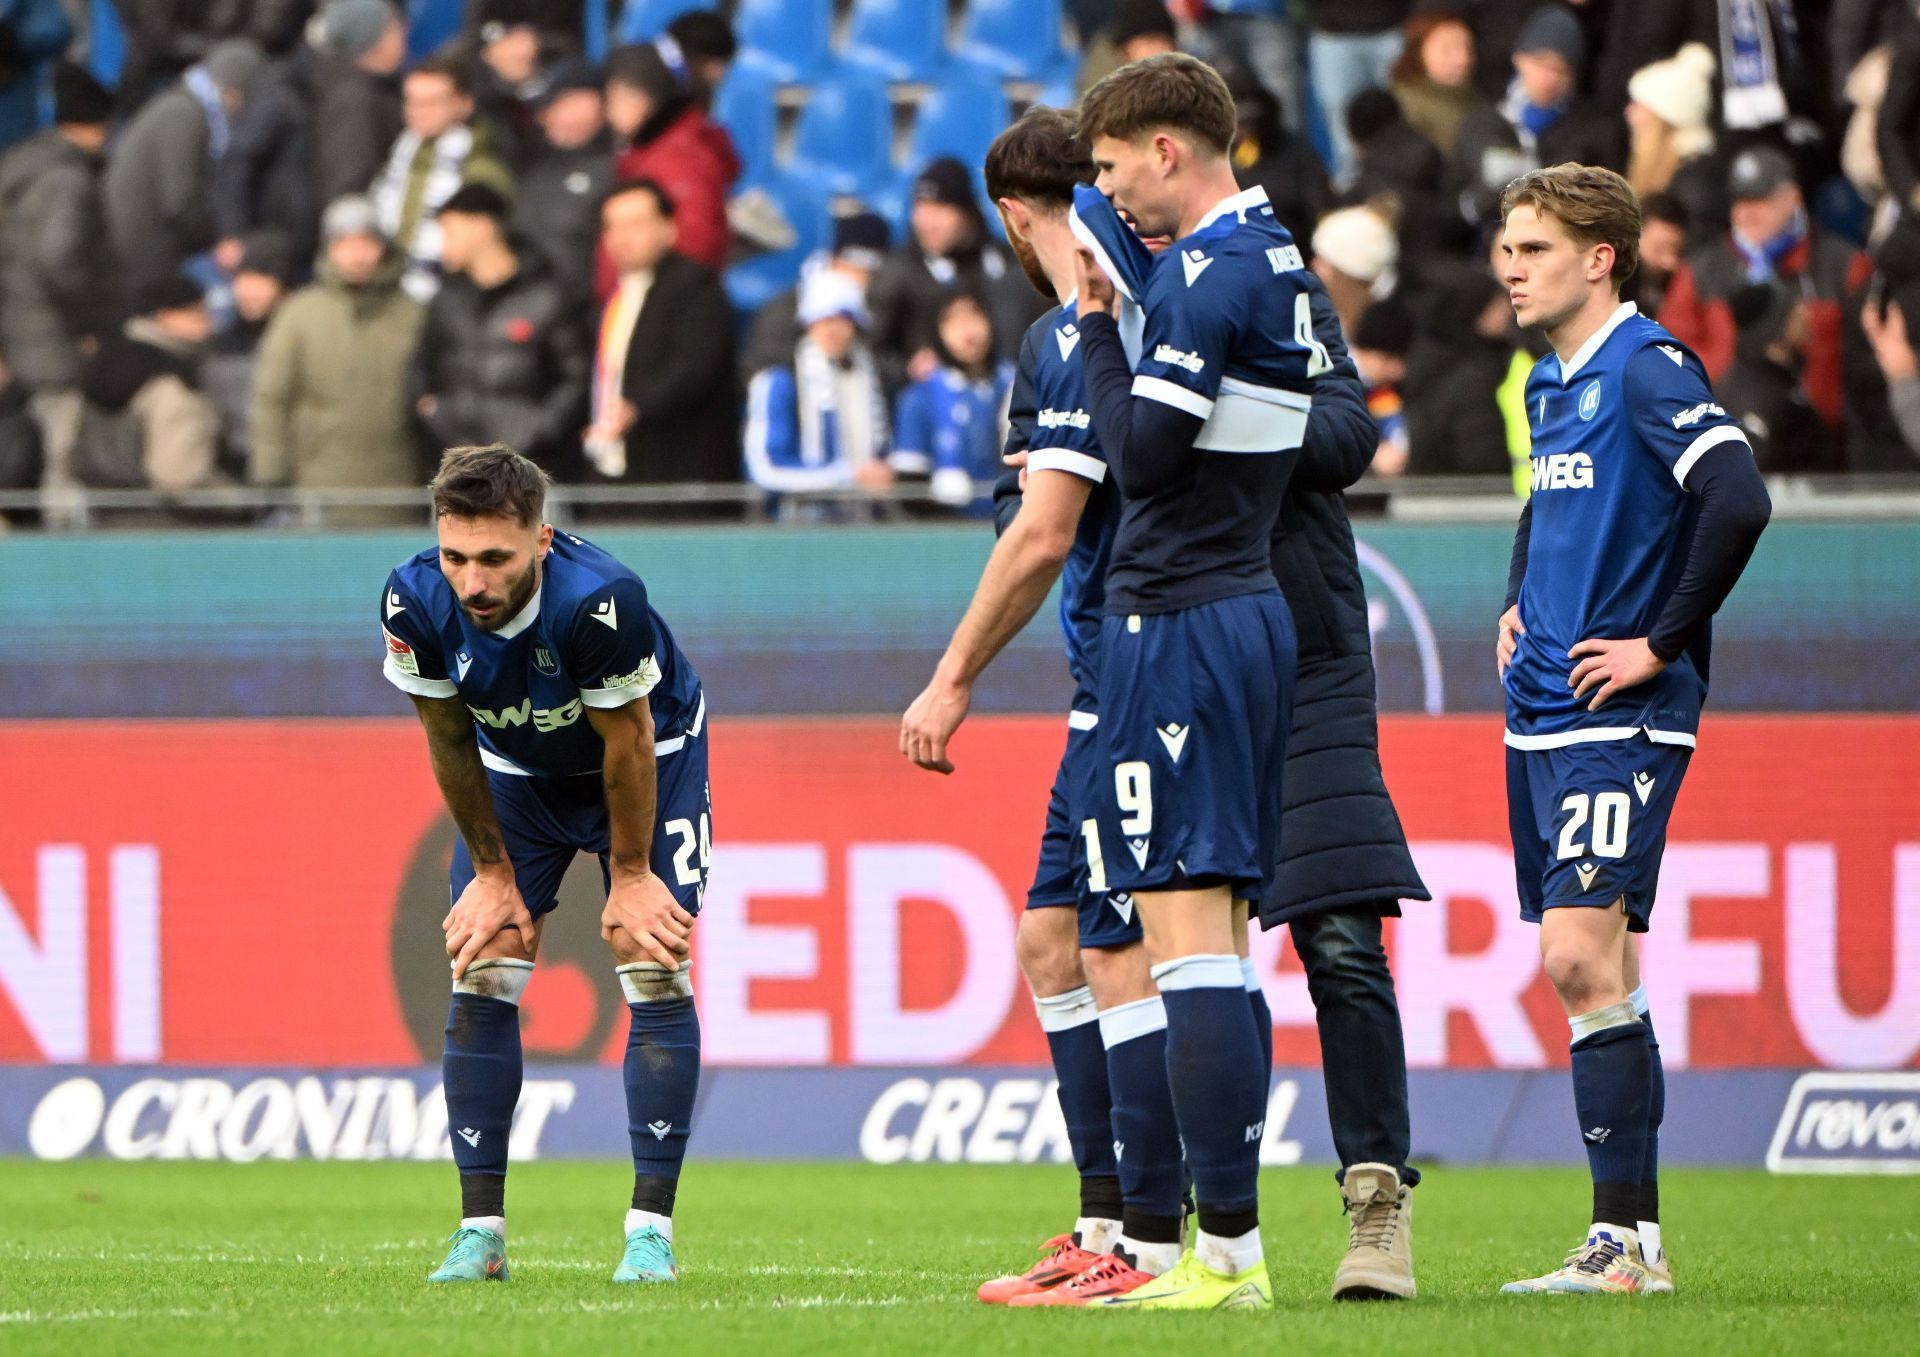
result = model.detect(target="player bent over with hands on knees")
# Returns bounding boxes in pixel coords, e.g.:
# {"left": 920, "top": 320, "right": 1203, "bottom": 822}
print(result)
{"left": 1494, "top": 165, "right": 1770, "bottom": 1295}
{"left": 381, "top": 444, "right": 713, "bottom": 1285}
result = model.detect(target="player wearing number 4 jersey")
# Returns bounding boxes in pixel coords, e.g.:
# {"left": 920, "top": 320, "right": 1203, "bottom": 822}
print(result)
{"left": 1494, "top": 166, "right": 1770, "bottom": 1296}
{"left": 380, "top": 445, "right": 712, "bottom": 1287}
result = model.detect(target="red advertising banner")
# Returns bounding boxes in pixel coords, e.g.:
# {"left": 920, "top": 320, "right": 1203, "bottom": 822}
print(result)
{"left": 1, "top": 717, "right": 1915, "bottom": 1070}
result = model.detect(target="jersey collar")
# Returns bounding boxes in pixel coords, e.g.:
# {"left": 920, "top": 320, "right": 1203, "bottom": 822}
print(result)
{"left": 1194, "top": 184, "right": 1270, "bottom": 233}
{"left": 1557, "top": 301, "right": 1638, "bottom": 384}
{"left": 493, "top": 584, "right": 543, "bottom": 640}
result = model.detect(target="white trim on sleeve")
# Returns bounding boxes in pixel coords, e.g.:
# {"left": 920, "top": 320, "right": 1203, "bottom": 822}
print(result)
{"left": 1672, "top": 424, "right": 1751, "bottom": 487}
{"left": 1132, "top": 374, "right": 1214, "bottom": 419}
{"left": 577, "top": 653, "right": 662, "bottom": 709}
{"left": 383, "top": 656, "right": 458, "bottom": 699}
{"left": 1028, "top": 448, "right": 1108, "bottom": 483}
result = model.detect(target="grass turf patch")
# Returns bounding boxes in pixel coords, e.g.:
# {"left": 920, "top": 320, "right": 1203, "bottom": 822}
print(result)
{"left": 2, "top": 1161, "right": 1914, "bottom": 1355}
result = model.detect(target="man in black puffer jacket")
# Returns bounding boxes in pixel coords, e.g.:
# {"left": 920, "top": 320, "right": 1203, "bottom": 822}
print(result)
{"left": 409, "top": 184, "right": 591, "bottom": 479}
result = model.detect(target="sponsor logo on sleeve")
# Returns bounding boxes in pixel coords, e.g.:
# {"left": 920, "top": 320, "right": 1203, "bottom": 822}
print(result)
{"left": 598, "top": 654, "right": 662, "bottom": 695}
{"left": 383, "top": 629, "right": 419, "bottom": 676}
{"left": 1671, "top": 401, "right": 1726, "bottom": 429}
{"left": 1152, "top": 345, "right": 1206, "bottom": 373}
{"left": 1037, "top": 407, "right": 1091, "bottom": 429}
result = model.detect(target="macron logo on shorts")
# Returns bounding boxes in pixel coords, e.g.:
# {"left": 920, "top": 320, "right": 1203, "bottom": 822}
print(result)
{"left": 1634, "top": 771, "right": 1656, "bottom": 804}
{"left": 1156, "top": 723, "right": 1189, "bottom": 762}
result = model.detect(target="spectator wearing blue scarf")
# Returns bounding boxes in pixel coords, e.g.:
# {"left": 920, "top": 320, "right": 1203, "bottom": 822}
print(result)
{"left": 103, "top": 39, "right": 265, "bottom": 292}
{"left": 1450, "top": 6, "right": 1622, "bottom": 231}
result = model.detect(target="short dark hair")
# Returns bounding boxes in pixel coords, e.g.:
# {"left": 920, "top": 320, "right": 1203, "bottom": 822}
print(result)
{"left": 437, "top": 182, "right": 510, "bottom": 222}
{"left": 1078, "top": 52, "right": 1236, "bottom": 157}
{"left": 1500, "top": 162, "right": 1641, "bottom": 283}
{"left": 408, "top": 53, "right": 470, "bottom": 96}
{"left": 430, "top": 444, "right": 549, "bottom": 526}
{"left": 604, "top": 176, "right": 676, "bottom": 219}
{"left": 984, "top": 105, "right": 1093, "bottom": 212}
{"left": 667, "top": 11, "right": 737, "bottom": 63}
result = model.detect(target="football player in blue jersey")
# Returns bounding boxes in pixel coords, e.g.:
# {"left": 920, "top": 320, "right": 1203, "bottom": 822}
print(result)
{"left": 1492, "top": 166, "right": 1771, "bottom": 1295}
{"left": 907, "top": 107, "right": 1213, "bottom": 1308}
{"left": 381, "top": 445, "right": 712, "bottom": 1286}
{"left": 1063, "top": 53, "right": 1340, "bottom": 1310}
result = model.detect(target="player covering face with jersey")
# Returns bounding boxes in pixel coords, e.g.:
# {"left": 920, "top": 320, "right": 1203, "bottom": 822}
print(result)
{"left": 1493, "top": 165, "right": 1771, "bottom": 1296}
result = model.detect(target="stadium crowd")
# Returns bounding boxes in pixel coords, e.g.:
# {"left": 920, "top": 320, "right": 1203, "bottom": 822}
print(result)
{"left": 1, "top": 0, "right": 1917, "bottom": 526}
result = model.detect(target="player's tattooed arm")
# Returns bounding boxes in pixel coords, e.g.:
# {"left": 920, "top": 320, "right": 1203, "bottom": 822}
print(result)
{"left": 410, "top": 693, "right": 510, "bottom": 870}
{"left": 409, "top": 693, "right": 533, "bottom": 976}
{"left": 586, "top": 698, "right": 692, "bottom": 967}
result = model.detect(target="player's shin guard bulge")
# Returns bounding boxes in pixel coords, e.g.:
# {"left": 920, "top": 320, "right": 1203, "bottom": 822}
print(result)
{"left": 442, "top": 959, "right": 533, "bottom": 1183}
{"left": 1151, "top": 954, "right": 1268, "bottom": 1273}
{"left": 620, "top": 961, "right": 700, "bottom": 1190}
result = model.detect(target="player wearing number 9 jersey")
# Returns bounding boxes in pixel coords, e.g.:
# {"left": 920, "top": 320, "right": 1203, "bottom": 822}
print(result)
{"left": 1068, "top": 54, "right": 1346, "bottom": 1312}
{"left": 380, "top": 445, "right": 711, "bottom": 1288}
{"left": 1494, "top": 166, "right": 1770, "bottom": 1297}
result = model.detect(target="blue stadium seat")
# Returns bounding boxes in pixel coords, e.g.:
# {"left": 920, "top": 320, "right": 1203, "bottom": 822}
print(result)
{"left": 406, "top": 0, "right": 465, "bottom": 63}
{"left": 86, "top": 0, "right": 125, "bottom": 86}
{"left": 733, "top": 0, "right": 833, "bottom": 84}
{"left": 614, "top": 0, "right": 713, "bottom": 45}
{"left": 712, "top": 63, "right": 780, "bottom": 186}
{"left": 843, "top": 0, "right": 949, "bottom": 84}
{"left": 904, "top": 61, "right": 1011, "bottom": 172}
{"left": 1033, "top": 73, "right": 1079, "bottom": 112}
{"left": 956, "top": 0, "right": 1071, "bottom": 82}
{"left": 725, "top": 177, "right": 834, "bottom": 316}
{"left": 789, "top": 69, "right": 896, "bottom": 197}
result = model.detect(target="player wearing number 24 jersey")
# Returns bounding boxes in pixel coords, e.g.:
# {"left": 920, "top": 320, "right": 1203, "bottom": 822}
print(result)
{"left": 383, "top": 446, "right": 712, "bottom": 1289}
{"left": 1495, "top": 165, "right": 1769, "bottom": 1299}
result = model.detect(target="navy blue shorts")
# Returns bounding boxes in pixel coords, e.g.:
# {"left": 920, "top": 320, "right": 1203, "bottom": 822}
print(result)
{"left": 1506, "top": 732, "right": 1692, "bottom": 932}
{"left": 1026, "top": 688, "right": 1146, "bottom": 950}
{"left": 1095, "top": 591, "right": 1297, "bottom": 896}
{"left": 449, "top": 715, "right": 712, "bottom": 919}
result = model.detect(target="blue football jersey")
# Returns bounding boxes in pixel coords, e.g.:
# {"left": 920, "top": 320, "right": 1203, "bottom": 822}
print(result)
{"left": 380, "top": 532, "right": 703, "bottom": 777}
{"left": 1505, "top": 302, "right": 1752, "bottom": 747}
{"left": 1021, "top": 296, "right": 1142, "bottom": 691}
{"left": 1074, "top": 184, "right": 1331, "bottom": 612}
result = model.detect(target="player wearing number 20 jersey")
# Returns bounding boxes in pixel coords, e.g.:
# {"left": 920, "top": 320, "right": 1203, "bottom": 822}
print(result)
{"left": 1495, "top": 166, "right": 1769, "bottom": 1300}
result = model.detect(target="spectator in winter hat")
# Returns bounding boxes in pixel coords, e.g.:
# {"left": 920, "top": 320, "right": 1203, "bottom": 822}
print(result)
{"left": 867, "top": 157, "right": 1042, "bottom": 394}
{"left": 745, "top": 268, "right": 894, "bottom": 511}
{"left": 1448, "top": 5, "right": 1622, "bottom": 230}
{"left": 511, "top": 59, "right": 614, "bottom": 302}
{"left": 103, "top": 39, "right": 267, "bottom": 292}
{"left": 249, "top": 193, "right": 426, "bottom": 517}
{"left": 744, "top": 210, "right": 893, "bottom": 376}
{"left": 1312, "top": 204, "right": 1399, "bottom": 337}
{"left": 312, "top": 0, "right": 408, "bottom": 206}
{"left": 1626, "top": 43, "right": 1719, "bottom": 213}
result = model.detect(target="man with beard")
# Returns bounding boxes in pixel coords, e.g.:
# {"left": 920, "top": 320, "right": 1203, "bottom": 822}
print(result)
{"left": 382, "top": 445, "right": 712, "bottom": 1287}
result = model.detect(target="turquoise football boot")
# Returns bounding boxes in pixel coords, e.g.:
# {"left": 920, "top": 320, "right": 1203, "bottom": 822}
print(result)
{"left": 427, "top": 1226, "right": 509, "bottom": 1283}
{"left": 612, "top": 1225, "right": 678, "bottom": 1283}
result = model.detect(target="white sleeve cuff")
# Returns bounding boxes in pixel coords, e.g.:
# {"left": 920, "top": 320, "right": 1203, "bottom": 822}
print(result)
{"left": 383, "top": 657, "right": 458, "bottom": 698}
{"left": 1672, "top": 424, "right": 1750, "bottom": 486}
{"left": 578, "top": 654, "right": 662, "bottom": 708}
{"left": 888, "top": 449, "right": 933, "bottom": 474}
{"left": 1132, "top": 374, "right": 1214, "bottom": 419}
{"left": 1027, "top": 448, "right": 1108, "bottom": 483}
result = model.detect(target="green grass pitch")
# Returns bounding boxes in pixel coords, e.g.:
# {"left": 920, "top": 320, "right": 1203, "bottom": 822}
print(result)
{"left": 3, "top": 1161, "right": 1915, "bottom": 1354}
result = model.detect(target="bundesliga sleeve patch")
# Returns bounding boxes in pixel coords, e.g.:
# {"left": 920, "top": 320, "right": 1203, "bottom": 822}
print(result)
{"left": 383, "top": 628, "right": 419, "bottom": 676}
